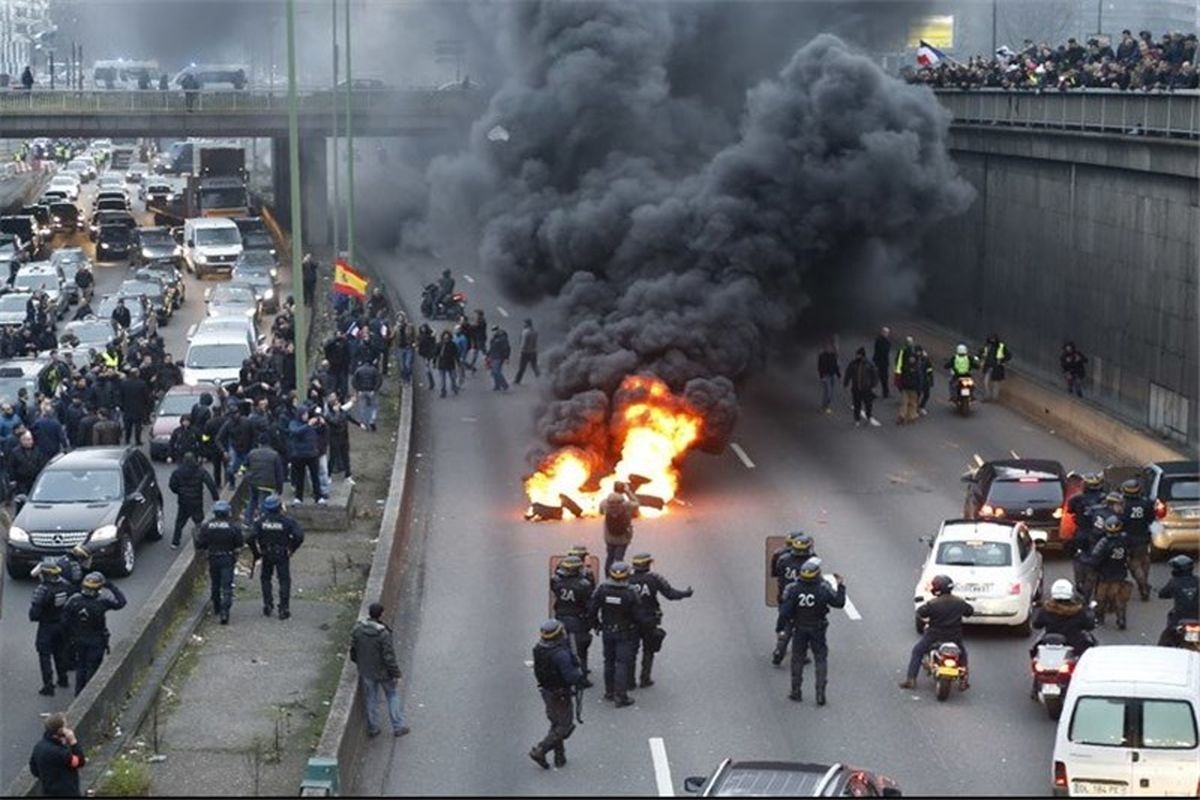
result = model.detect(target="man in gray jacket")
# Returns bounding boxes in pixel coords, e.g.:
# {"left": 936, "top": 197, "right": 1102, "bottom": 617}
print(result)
{"left": 350, "top": 602, "right": 410, "bottom": 738}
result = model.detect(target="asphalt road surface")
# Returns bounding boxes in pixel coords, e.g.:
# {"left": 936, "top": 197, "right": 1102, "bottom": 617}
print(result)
{"left": 0, "top": 161, "right": 279, "bottom": 788}
{"left": 356, "top": 255, "right": 1181, "bottom": 797}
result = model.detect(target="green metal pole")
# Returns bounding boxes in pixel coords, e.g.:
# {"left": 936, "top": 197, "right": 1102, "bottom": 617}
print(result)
{"left": 287, "top": 0, "right": 307, "bottom": 384}
{"left": 330, "top": 0, "right": 339, "bottom": 259}
{"left": 343, "top": 0, "right": 356, "bottom": 266}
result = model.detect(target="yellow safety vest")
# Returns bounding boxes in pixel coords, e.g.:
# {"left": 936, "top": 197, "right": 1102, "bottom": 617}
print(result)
{"left": 952, "top": 354, "right": 972, "bottom": 375}
{"left": 101, "top": 351, "right": 120, "bottom": 368}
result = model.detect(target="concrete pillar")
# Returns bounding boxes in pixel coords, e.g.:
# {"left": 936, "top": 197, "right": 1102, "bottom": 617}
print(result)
{"left": 299, "top": 136, "right": 328, "bottom": 247}
{"left": 271, "top": 137, "right": 291, "bottom": 231}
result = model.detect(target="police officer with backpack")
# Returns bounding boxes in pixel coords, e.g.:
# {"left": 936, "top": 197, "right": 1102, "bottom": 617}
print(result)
{"left": 776, "top": 558, "right": 845, "bottom": 705}
{"left": 29, "top": 558, "right": 74, "bottom": 695}
{"left": 195, "top": 500, "right": 244, "bottom": 625}
{"left": 246, "top": 495, "right": 304, "bottom": 620}
{"left": 529, "top": 620, "right": 584, "bottom": 770}
{"left": 771, "top": 533, "right": 816, "bottom": 665}
{"left": 587, "top": 562, "right": 646, "bottom": 708}
{"left": 628, "top": 553, "right": 692, "bottom": 688}
{"left": 551, "top": 556, "right": 595, "bottom": 687}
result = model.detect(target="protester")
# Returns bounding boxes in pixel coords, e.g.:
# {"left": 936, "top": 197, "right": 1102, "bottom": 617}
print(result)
{"left": 1061, "top": 341, "right": 1088, "bottom": 398}
{"left": 29, "top": 713, "right": 86, "bottom": 798}
{"left": 350, "top": 602, "right": 410, "bottom": 738}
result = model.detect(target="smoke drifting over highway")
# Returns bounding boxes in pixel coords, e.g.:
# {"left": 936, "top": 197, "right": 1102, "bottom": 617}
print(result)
{"left": 425, "top": 2, "right": 973, "bottom": 463}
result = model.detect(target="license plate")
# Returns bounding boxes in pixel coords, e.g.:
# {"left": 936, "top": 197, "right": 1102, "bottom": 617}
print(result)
{"left": 960, "top": 388, "right": 971, "bottom": 396}
{"left": 936, "top": 667, "right": 961, "bottom": 678}
{"left": 1072, "top": 781, "right": 1126, "bottom": 796}
{"left": 959, "top": 583, "right": 991, "bottom": 594}
{"left": 1185, "top": 629, "right": 1200, "bottom": 643}
{"left": 1183, "top": 508, "right": 1200, "bottom": 519}
{"left": 1040, "top": 684, "right": 1061, "bottom": 697}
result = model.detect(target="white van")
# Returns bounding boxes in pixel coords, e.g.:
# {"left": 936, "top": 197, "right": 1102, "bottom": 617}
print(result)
{"left": 1052, "top": 646, "right": 1199, "bottom": 796}
{"left": 182, "top": 217, "right": 242, "bottom": 278}
{"left": 183, "top": 330, "right": 252, "bottom": 386}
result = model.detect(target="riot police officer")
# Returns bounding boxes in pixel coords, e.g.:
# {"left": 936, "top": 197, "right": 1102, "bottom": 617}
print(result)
{"left": 551, "top": 556, "right": 595, "bottom": 688}
{"left": 628, "top": 553, "right": 692, "bottom": 688}
{"left": 29, "top": 558, "right": 73, "bottom": 695}
{"left": 1157, "top": 555, "right": 1199, "bottom": 647}
{"left": 567, "top": 544, "right": 597, "bottom": 585}
{"left": 587, "top": 562, "right": 645, "bottom": 708}
{"left": 195, "top": 500, "right": 244, "bottom": 625}
{"left": 776, "top": 558, "right": 845, "bottom": 705}
{"left": 1089, "top": 515, "right": 1132, "bottom": 629}
{"left": 246, "top": 494, "right": 304, "bottom": 620}
{"left": 57, "top": 545, "right": 92, "bottom": 591}
{"left": 771, "top": 533, "right": 816, "bottom": 665}
{"left": 63, "top": 572, "right": 127, "bottom": 695}
{"left": 1120, "top": 479, "right": 1155, "bottom": 600}
{"left": 529, "top": 619, "right": 584, "bottom": 770}
{"left": 1067, "top": 481, "right": 1113, "bottom": 603}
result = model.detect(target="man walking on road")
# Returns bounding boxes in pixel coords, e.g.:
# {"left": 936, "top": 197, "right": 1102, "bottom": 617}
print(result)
{"left": 350, "top": 602, "right": 410, "bottom": 738}
{"left": 246, "top": 495, "right": 304, "bottom": 620}
{"left": 514, "top": 318, "right": 539, "bottom": 385}
{"left": 599, "top": 482, "right": 639, "bottom": 576}
{"left": 872, "top": 327, "right": 892, "bottom": 400}
{"left": 529, "top": 619, "right": 584, "bottom": 770}
{"left": 169, "top": 452, "right": 219, "bottom": 548}
{"left": 843, "top": 347, "right": 880, "bottom": 427}
{"left": 352, "top": 357, "right": 383, "bottom": 431}
{"left": 486, "top": 325, "right": 511, "bottom": 392}
{"left": 63, "top": 572, "right": 127, "bottom": 695}
{"left": 194, "top": 500, "right": 243, "bottom": 625}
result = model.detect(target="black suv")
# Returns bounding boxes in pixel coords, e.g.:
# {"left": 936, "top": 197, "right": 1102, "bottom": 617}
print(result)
{"left": 962, "top": 458, "right": 1067, "bottom": 549}
{"left": 5, "top": 447, "right": 164, "bottom": 579}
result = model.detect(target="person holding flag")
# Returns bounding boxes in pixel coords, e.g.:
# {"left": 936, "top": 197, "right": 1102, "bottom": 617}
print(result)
{"left": 916, "top": 40, "right": 948, "bottom": 68}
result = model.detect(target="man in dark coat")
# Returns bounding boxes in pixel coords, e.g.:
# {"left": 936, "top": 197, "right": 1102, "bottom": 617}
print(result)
{"left": 119, "top": 368, "right": 152, "bottom": 445}
{"left": 29, "top": 713, "right": 86, "bottom": 798}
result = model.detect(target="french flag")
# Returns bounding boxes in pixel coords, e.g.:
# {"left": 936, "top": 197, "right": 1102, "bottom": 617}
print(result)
{"left": 916, "top": 40, "right": 946, "bottom": 67}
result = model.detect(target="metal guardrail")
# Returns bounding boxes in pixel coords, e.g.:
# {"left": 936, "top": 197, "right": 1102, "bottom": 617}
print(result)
{"left": 935, "top": 89, "right": 1200, "bottom": 140}
{"left": 0, "top": 87, "right": 472, "bottom": 116}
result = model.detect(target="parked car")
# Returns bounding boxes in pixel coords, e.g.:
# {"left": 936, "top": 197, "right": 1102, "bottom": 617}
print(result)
{"left": 683, "top": 760, "right": 902, "bottom": 797}
{"left": 4, "top": 447, "right": 164, "bottom": 578}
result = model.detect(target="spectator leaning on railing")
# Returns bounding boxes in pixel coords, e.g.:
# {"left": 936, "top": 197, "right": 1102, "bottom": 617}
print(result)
{"left": 904, "top": 30, "right": 1198, "bottom": 92}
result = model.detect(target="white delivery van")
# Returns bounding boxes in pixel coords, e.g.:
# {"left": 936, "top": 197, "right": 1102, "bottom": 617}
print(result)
{"left": 182, "top": 217, "right": 242, "bottom": 278}
{"left": 1052, "top": 645, "right": 1199, "bottom": 796}
{"left": 183, "top": 329, "right": 251, "bottom": 386}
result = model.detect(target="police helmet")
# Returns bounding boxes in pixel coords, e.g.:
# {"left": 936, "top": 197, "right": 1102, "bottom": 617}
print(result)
{"left": 1082, "top": 473, "right": 1104, "bottom": 490}
{"left": 557, "top": 556, "right": 582, "bottom": 574}
{"left": 82, "top": 572, "right": 105, "bottom": 592}
{"left": 262, "top": 494, "right": 283, "bottom": 514}
{"left": 37, "top": 557, "right": 63, "bottom": 579}
{"left": 799, "top": 557, "right": 822, "bottom": 580}
{"left": 1050, "top": 578, "right": 1074, "bottom": 602}
{"left": 212, "top": 500, "right": 232, "bottom": 518}
{"left": 609, "top": 561, "right": 631, "bottom": 581}
{"left": 789, "top": 533, "right": 815, "bottom": 555}
{"left": 631, "top": 553, "right": 653, "bottom": 570}
{"left": 956, "top": 344, "right": 968, "bottom": 355}
{"left": 1120, "top": 478, "right": 1142, "bottom": 497}
{"left": 539, "top": 619, "right": 565, "bottom": 640}
{"left": 1103, "top": 515, "right": 1123, "bottom": 534}
{"left": 69, "top": 544, "right": 91, "bottom": 564}
{"left": 1168, "top": 554, "right": 1195, "bottom": 576}
{"left": 568, "top": 544, "right": 589, "bottom": 559}
{"left": 931, "top": 574, "right": 954, "bottom": 595}
{"left": 1103, "top": 491, "right": 1124, "bottom": 509}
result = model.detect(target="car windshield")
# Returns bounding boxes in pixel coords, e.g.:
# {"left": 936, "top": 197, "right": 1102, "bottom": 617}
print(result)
{"left": 52, "top": 249, "right": 85, "bottom": 264}
{"left": 195, "top": 227, "right": 241, "bottom": 246}
{"left": 198, "top": 188, "right": 247, "bottom": 211}
{"left": 1162, "top": 476, "right": 1200, "bottom": 503}
{"left": 100, "top": 227, "right": 131, "bottom": 243}
{"left": 31, "top": 469, "right": 123, "bottom": 503}
{"left": 158, "top": 393, "right": 200, "bottom": 415}
{"left": 234, "top": 267, "right": 270, "bottom": 281}
{"left": 14, "top": 274, "right": 57, "bottom": 291}
{"left": 96, "top": 200, "right": 126, "bottom": 211}
{"left": 120, "top": 281, "right": 160, "bottom": 297}
{"left": 986, "top": 479, "right": 1063, "bottom": 506}
{"left": 243, "top": 232, "right": 272, "bottom": 248}
{"left": 936, "top": 540, "right": 1013, "bottom": 567}
{"left": 98, "top": 298, "right": 145, "bottom": 322}
{"left": 187, "top": 343, "right": 248, "bottom": 368}
{"left": 140, "top": 230, "right": 173, "bottom": 247}
{"left": 238, "top": 252, "right": 275, "bottom": 268}
{"left": 212, "top": 286, "right": 255, "bottom": 304}
{"left": 64, "top": 322, "right": 111, "bottom": 343}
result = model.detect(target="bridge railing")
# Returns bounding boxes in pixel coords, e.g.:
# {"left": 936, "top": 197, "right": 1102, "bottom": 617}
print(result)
{"left": 0, "top": 87, "right": 471, "bottom": 116}
{"left": 935, "top": 89, "right": 1200, "bottom": 140}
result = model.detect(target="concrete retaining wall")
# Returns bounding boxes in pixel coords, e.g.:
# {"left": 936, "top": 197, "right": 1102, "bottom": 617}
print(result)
{"left": 920, "top": 126, "right": 1199, "bottom": 449}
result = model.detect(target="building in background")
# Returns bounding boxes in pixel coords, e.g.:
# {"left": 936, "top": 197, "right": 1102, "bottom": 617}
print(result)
{"left": 1, "top": 0, "right": 53, "bottom": 81}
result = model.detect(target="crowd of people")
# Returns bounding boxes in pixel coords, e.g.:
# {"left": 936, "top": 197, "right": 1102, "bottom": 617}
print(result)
{"left": 906, "top": 29, "right": 1199, "bottom": 91}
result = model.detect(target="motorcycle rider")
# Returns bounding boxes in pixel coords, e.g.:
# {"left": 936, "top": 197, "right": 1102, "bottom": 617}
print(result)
{"left": 1119, "top": 478, "right": 1156, "bottom": 601}
{"left": 63, "top": 572, "right": 127, "bottom": 695}
{"left": 528, "top": 619, "right": 584, "bottom": 770}
{"left": 195, "top": 500, "right": 244, "bottom": 625}
{"left": 943, "top": 344, "right": 978, "bottom": 401}
{"left": 587, "top": 561, "right": 646, "bottom": 708}
{"left": 900, "top": 575, "right": 974, "bottom": 691}
{"left": 771, "top": 533, "right": 816, "bottom": 666}
{"left": 628, "top": 553, "right": 693, "bottom": 688}
{"left": 1156, "top": 555, "right": 1199, "bottom": 647}
{"left": 551, "top": 555, "right": 595, "bottom": 688}
{"left": 29, "top": 558, "right": 74, "bottom": 695}
{"left": 1089, "top": 515, "right": 1132, "bottom": 629}
{"left": 1031, "top": 578, "right": 1097, "bottom": 657}
{"left": 437, "top": 269, "right": 455, "bottom": 306}
{"left": 776, "top": 557, "right": 845, "bottom": 704}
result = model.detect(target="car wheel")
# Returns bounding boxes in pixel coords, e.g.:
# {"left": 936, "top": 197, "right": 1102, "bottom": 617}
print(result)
{"left": 146, "top": 505, "right": 164, "bottom": 541}
{"left": 5, "top": 556, "right": 32, "bottom": 579}
{"left": 113, "top": 531, "right": 136, "bottom": 577}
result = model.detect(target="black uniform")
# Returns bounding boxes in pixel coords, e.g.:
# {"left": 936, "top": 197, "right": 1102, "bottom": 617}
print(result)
{"left": 1089, "top": 532, "right": 1132, "bottom": 627}
{"left": 776, "top": 576, "right": 845, "bottom": 698}
{"left": 1157, "top": 575, "right": 1200, "bottom": 647}
{"left": 1066, "top": 492, "right": 1106, "bottom": 602}
{"left": 628, "top": 569, "right": 691, "bottom": 686}
{"left": 771, "top": 549, "right": 815, "bottom": 662}
{"left": 1121, "top": 495, "right": 1155, "bottom": 599}
{"left": 907, "top": 594, "right": 974, "bottom": 681}
{"left": 587, "top": 580, "right": 645, "bottom": 704}
{"left": 63, "top": 583, "right": 127, "bottom": 695}
{"left": 1031, "top": 599, "right": 1096, "bottom": 656}
{"left": 531, "top": 637, "right": 584, "bottom": 765}
{"left": 195, "top": 518, "right": 244, "bottom": 621}
{"left": 246, "top": 511, "right": 304, "bottom": 617}
{"left": 29, "top": 576, "right": 73, "bottom": 691}
{"left": 551, "top": 570, "right": 595, "bottom": 681}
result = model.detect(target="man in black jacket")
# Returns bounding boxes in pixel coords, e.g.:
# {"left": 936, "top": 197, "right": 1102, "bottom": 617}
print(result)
{"left": 842, "top": 347, "right": 879, "bottom": 427}
{"left": 529, "top": 619, "right": 584, "bottom": 769}
{"left": 777, "top": 557, "right": 845, "bottom": 704}
{"left": 29, "top": 713, "right": 86, "bottom": 798}
{"left": 872, "top": 327, "right": 891, "bottom": 399}
{"left": 10, "top": 431, "right": 45, "bottom": 496}
{"left": 900, "top": 575, "right": 974, "bottom": 690}
{"left": 118, "top": 368, "right": 152, "bottom": 445}
{"left": 587, "top": 562, "right": 645, "bottom": 708}
{"left": 194, "top": 501, "right": 243, "bottom": 625}
{"left": 168, "top": 453, "right": 218, "bottom": 548}
{"left": 628, "top": 553, "right": 692, "bottom": 689}
{"left": 352, "top": 358, "right": 383, "bottom": 431}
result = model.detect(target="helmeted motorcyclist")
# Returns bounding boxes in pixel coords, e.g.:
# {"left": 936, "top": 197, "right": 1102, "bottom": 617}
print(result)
{"left": 1156, "top": 555, "right": 1199, "bottom": 647}
{"left": 901, "top": 575, "right": 974, "bottom": 690}
{"left": 943, "top": 344, "right": 978, "bottom": 401}
{"left": 771, "top": 533, "right": 816, "bottom": 666}
{"left": 1031, "top": 578, "right": 1096, "bottom": 656}
{"left": 437, "top": 269, "right": 455, "bottom": 305}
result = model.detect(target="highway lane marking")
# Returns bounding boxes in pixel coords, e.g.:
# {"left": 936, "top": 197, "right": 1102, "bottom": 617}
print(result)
{"left": 730, "top": 442, "right": 755, "bottom": 469}
{"left": 649, "top": 737, "right": 675, "bottom": 797}
{"left": 496, "top": 305, "right": 510, "bottom": 318}
{"left": 463, "top": 273, "right": 475, "bottom": 283}
{"left": 825, "top": 575, "right": 862, "bottom": 621}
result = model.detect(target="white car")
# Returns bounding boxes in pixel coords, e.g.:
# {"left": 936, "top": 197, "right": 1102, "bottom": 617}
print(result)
{"left": 913, "top": 519, "right": 1043, "bottom": 634}
{"left": 47, "top": 175, "right": 80, "bottom": 201}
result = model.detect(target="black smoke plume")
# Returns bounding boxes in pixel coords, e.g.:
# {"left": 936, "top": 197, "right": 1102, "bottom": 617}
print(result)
{"left": 425, "top": 3, "right": 973, "bottom": 467}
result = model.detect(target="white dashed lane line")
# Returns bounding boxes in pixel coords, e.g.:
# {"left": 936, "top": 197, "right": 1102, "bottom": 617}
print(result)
{"left": 826, "top": 575, "right": 863, "bottom": 621}
{"left": 730, "top": 442, "right": 756, "bottom": 469}
{"left": 496, "top": 305, "right": 510, "bottom": 318}
{"left": 462, "top": 273, "right": 475, "bottom": 283}
{"left": 649, "top": 737, "right": 675, "bottom": 797}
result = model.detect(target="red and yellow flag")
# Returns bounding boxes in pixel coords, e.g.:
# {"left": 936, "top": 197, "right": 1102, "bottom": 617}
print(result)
{"left": 333, "top": 257, "right": 368, "bottom": 300}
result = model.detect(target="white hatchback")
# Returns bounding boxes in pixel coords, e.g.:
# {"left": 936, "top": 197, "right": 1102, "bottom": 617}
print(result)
{"left": 913, "top": 519, "right": 1043, "bottom": 634}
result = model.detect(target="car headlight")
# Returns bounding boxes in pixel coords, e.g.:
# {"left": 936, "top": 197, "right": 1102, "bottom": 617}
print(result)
{"left": 142, "top": 248, "right": 152, "bottom": 258}
{"left": 196, "top": 254, "right": 208, "bottom": 264}
{"left": 90, "top": 524, "right": 119, "bottom": 544}
{"left": 269, "top": 268, "right": 278, "bottom": 278}
{"left": 100, "top": 243, "right": 110, "bottom": 249}
{"left": 8, "top": 525, "right": 29, "bottom": 543}
{"left": 269, "top": 249, "right": 276, "bottom": 257}
{"left": 53, "top": 216, "right": 61, "bottom": 223}
{"left": 264, "top": 288, "right": 274, "bottom": 300}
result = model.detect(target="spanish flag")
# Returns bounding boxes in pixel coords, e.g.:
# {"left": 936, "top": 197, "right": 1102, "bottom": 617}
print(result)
{"left": 333, "top": 257, "right": 368, "bottom": 300}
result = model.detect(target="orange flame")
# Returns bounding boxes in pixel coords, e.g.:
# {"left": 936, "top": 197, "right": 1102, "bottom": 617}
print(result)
{"left": 524, "top": 376, "right": 702, "bottom": 520}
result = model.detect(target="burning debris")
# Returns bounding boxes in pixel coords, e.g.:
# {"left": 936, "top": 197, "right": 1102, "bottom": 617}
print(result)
{"left": 524, "top": 375, "right": 702, "bottom": 521}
